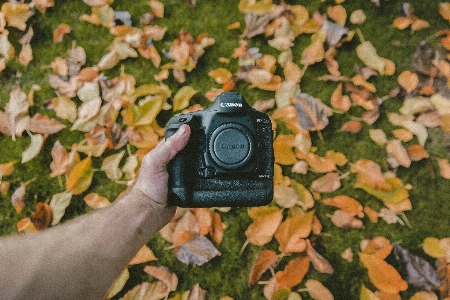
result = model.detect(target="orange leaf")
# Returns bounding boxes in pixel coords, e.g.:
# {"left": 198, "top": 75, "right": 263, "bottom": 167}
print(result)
{"left": 440, "top": 2, "right": 450, "bottom": 22}
{"left": 209, "top": 68, "right": 232, "bottom": 85}
{"left": 192, "top": 208, "right": 213, "bottom": 237}
{"left": 53, "top": 23, "right": 71, "bottom": 43}
{"left": 305, "top": 239, "right": 334, "bottom": 274}
{"left": 398, "top": 70, "right": 418, "bottom": 94}
{"left": 327, "top": 5, "right": 346, "bottom": 27}
{"left": 303, "top": 152, "right": 337, "bottom": 173}
{"left": 359, "top": 252, "right": 408, "bottom": 294}
{"left": 1, "top": 2, "right": 34, "bottom": 31}
{"left": 275, "top": 211, "right": 314, "bottom": 253}
{"left": 362, "top": 236, "right": 393, "bottom": 259}
{"left": 323, "top": 195, "right": 364, "bottom": 218}
{"left": 393, "top": 16, "right": 412, "bottom": 30}
{"left": 65, "top": 156, "right": 94, "bottom": 195}
{"left": 364, "top": 205, "right": 379, "bottom": 223}
{"left": 407, "top": 144, "right": 429, "bottom": 161}
{"left": 245, "top": 207, "right": 283, "bottom": 246}
{"left": 171, "top": 210, "right": 199, "bottom": 247}
{"left": 210, "top": 211, "right": 224, "bottom": 245}
{"left": 129, "top": 245, "right": 157, "bottom": 265}
{"left": 340, "top": 120, "right": 363, "bottom": 133}
{"left": 276, "top": 256, "right": 310, "bottom": 288}
{"left": 249, "top": 250, "right": 280, "bottom": 286}
{"left": 330, "top": 83, "right": 351, "bottom": 112}
{"left": 310, "top": 172, "right": 341, "bottom": 193}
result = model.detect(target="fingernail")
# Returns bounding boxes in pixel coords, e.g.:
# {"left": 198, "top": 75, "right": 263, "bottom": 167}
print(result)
{"left": 176, "top": 125, "right": 187, "bottom": 136}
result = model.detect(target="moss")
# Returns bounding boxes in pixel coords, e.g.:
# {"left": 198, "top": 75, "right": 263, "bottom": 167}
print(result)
{"left": 2, "top": 0, "right": 450, "bottom": 299}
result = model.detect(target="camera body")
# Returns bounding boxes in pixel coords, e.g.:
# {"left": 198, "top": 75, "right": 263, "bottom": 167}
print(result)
{"left": 165, "top": 92, "right": 274, "bottom": 207}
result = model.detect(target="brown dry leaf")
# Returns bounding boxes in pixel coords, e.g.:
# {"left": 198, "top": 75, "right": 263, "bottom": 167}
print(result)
{"left": 249, "top": 250, "right": 280, "bottom": 286}
{"left": 359, "top": 252, "right": 408, "bottom": 294}
{"left": 330, "top": 210, "right": 363, "bottom": 229}
{"left": 245, "top": 206, "right": 283, "bottom": 246}
{"left": 274, "top": 211, "right": 314, "bottom": 253}
{"left": 129, "top": 245, "right": 157, "bottom": 265}
{"left": 351, "top": 159, "right": 391, "bottom": 191}
{"left": 84, "top": 193, "right": 111, "bottom": 209}
{"left": 398, "top": 70, "right": 419, "bottom": 94}
{"left": 276, "top": 256, "right": 310, "bottom": 289}
{"left": 143, "top": 265, "right": 178, "bottom": 293}
{"left": 65, "top": 156, "right": 94, "bottom": 195}
{"left": 292, "top": 92, "right": 330, "bottom": 132}
{"left": 30, "top": 202, "right": 53, "bottom": 231}
{"left": 323, "top": 195, "right": 364, "bottom": 218}
{"left": 305, "top": 239, "right": 334, "bottom": 274}
{"left": 30, "top": 113, "right": 66, "bottom": 136}
{"left": 53, "top": 23, "right": 71, "bottom": 43}
{"left": 310, "top": 172, "right": 341, "bottom": 193}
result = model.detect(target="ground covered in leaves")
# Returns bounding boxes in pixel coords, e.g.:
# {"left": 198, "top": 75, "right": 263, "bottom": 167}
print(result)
{"left": 1, "top": 0, "right": 450, "bottom": 299}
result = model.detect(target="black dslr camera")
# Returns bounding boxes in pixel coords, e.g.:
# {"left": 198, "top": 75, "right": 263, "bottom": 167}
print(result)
{"left": 165, "top": 92, "right": 274, "bottom": 207}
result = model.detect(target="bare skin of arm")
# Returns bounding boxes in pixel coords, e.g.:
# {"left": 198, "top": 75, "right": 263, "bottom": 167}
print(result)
{"left": 0, "top": 124, "right": 190, "bottom": 300}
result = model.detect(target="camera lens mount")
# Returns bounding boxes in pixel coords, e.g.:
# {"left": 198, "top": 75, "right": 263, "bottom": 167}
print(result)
{"left": 209, "top": 123, "right": 254, "bottom": 169}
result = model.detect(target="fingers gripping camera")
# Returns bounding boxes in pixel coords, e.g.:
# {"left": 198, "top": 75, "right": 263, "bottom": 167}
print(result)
{"left": 165, "top": 92, "right": 274, "bottom": 207}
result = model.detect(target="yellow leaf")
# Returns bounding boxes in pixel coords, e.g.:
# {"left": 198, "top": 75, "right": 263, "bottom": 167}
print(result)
{"left": 101, "top": 151, "right": 125, "bottom": 180}
{"left": 66, "top": 157, "right": 94, "bottom": 195}
{"left": 355, "top": 176, "right": 409, "bottom": 205}
{"left": 173, "top": 86, "right": 197, "bottom": 112}
{"left": 49, "top": 190, "right": 73, "bottom": 225}
{"left": 423, "top": 237, "right": 448, "bottom": 259}
{"left": 122, "top": 96, "right": 163, "bottom": 127}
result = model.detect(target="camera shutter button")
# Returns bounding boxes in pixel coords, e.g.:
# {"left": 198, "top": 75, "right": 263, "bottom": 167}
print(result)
{"left": 210, "top": 124, "right": 253, "bottom": 169}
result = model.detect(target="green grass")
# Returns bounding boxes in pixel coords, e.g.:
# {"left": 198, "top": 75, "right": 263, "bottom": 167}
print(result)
{"left": 1, "top": 0, "right": 450, "bottom": 299}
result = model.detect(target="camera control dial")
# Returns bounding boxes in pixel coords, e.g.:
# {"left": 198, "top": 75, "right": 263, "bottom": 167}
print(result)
{"left": 209, "top": 123, "right": 254, "bottom": 169}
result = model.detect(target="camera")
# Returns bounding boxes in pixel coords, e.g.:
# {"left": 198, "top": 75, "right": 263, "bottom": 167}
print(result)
{"left": 165, "top": 92, "right": 274, "bottom": 207}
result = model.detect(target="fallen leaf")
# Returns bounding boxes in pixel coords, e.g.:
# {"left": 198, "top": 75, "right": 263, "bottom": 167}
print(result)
{"left": 129, "top": 245, "right": 157, "bottom": 265}
{"left": 310, "top": 172, "right": 341, "bottom": 193}
{"left": 351, "top": 159, "right": 391, "bottom": 191}
{"left": 438, "top": 159, "right": 450, "bottom": 179}
{"left": 340, "top": 120, "right": 362, "bottom": 133}
{"left": 53, "top": 23, "right": 71, "bottom": 43}
{"left": 398, "top": 70, "right": 419, "bottom": 94}
{"left": 0, "top": 161, "right": 16, "bottom": 177}
{"left": 120, "top": 281, "right": 167, "bottom": 300}
{"left": 249, "top": 250, "right": 280, "bottom": 286}
{"left": 245, "top": 206, "right": 283, "bottom": 246}
{"left": 323, "top": 195, "right": 364, "bottom": 218}
{"left": 101, "top": 151, "right": 125, "bottom": 180}
{"left": 274, "top": 210, "right": 314, "bottom": 253}
{"left": 29, "top": 113, "right": 66, "bottom": 136}
{"left": 393, "top": 243, "right": 441, "bottom": 291}
{"left": 423, "top": 237, "right": 448, "bottom": 259}
{"left": 330, "top": 83, "right": 351, "bottom": 112}
{"left": 359, "top": 252, "right": 408, "bottom": 294}
{"left": 30, "top": 202, "right": 53, "bottom": 231}
{"left": 305, "top": 279, "right": 334, "bottom": 300}
{"left": 143, "top": 265, "right": 178, "bottom": 293}
{"left": 356, "top": 41, "right": 386, "bottom": 74}
{"left": 176, "top": 234, "right": 221, "bottom": 266}
{"left": 84, "top": 193, "right": 111, "bottom": 209}
{"left": 171, "top": 209, "right": 199, "bottom": 247}
{"left": 22, "top": 133, "right": 44, "bottom": 164}
{"left": 305, "top": 239, "right": 334, "bottom": 274}
{"left": 362, "top": 236, "right": 392, "bottom": 259}
{"left": 11, "top": 182, "right": 27, "bottom": 213}
{"left": 49, "top": 190, "right": 73, "bottom": 225}
{"left": 273, "top": 134, "right": 297, "bottom": 165}
{"left": 276, "top": 256, "right": 310, "bottom": 289}
{"left": 386, "top": 139, "right": 411, "bottom": 168}
{"left": 107, "top": 268, "right": 129, "bottom": 299}
{"left": 330, "top": 210, "right": 363, "bottom": 229}
{"left": 1, "top": 2, "right": 34, "bottom": 31}
{"left": 292, "top": 92, "right": 330, "bottom": 132}
{"left": 65, "top": 156, "right": 94, "bottom": 195}
{"left": 172, "top": 86, "right": 197, "bottom": 112}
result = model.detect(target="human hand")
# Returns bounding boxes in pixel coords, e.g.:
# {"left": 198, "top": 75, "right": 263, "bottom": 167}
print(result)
{"left": 133, "top": 124, "right": 191, "bottom": 214}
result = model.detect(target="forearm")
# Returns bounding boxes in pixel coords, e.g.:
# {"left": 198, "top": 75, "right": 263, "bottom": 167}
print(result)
{"left": 0, "top": 188, "right": 174, "bottom": 300}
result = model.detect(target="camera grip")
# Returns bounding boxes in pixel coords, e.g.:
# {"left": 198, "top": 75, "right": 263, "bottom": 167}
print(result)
{"left": 166, "top": 125, "right": 189, "bottom": 206}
